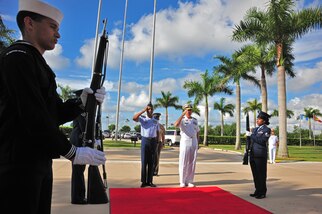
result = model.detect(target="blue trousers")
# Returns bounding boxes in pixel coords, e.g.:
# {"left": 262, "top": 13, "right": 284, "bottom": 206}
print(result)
{"left": 250, "top": 155, "right": 267, "bottom": 195}
{"left": 141, "top": 137, "right": 157, "bottom": 184}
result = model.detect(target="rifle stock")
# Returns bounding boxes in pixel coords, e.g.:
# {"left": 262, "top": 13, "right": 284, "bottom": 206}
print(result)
{"left": 243, "top": 113, "right": 251, "bottom": 165}
{"left": 84, "top": 19, "right": 109, "bottom": 204}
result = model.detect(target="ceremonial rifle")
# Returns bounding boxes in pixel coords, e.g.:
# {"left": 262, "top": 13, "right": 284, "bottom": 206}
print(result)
{"left": 243, "top": 112, "right": 251, "bottom": 165}
{"left": 83, "top": 19, "right": 109, "bottom": 204}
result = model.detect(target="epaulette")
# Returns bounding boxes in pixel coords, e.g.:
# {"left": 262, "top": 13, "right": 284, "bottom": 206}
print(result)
{"left": 141, "top": 115, "right": 146, "bottom": 118}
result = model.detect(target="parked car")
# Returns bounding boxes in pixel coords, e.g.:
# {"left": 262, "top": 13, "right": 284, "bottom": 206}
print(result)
{"left": 165, "top": 129, "right": 181, "bottom": 146}
{"left": 129, "top": 132, "right": 141, "bottom": 140}
{"left": 123, "top": 132, "right": 132, "bottom": 139}
{"left": 111, "top": 131, "right": 121, "bottom": 139}
{"left": 102, "top": 130, "right": 110, "bottom": 138}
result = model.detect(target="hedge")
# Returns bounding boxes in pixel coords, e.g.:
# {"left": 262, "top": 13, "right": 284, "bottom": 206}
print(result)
{"left": 199, "top": 135, "right": 322, "bottom": 146}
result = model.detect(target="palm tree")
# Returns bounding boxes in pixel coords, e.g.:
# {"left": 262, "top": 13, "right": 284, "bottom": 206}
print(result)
{"left": 183, "top": 70, "right": 232, "bottom": 146}
{"left": 236, "top": 44, "right": 275, "bottom": 112}
{"left": 214, "top": 51, "right": 260, "bottom": 150}
{"left": 213, "top": 97, "right": 235, "bottom": 136}
{"left": 271, "top": 109, "right": 294, "bottom": 119}
{"left": 303, "top": 107, "right": 322, "bottom": 139}
{"left": 0, "top": 16, "right": 16, "bottom": 52}
{"left": 242, "top": 99, "right": 262, "bottom": 127}
{"left": 58, "top": 84, "right": 74, "bottom": 101}
{"left": 232, "top": 0, "right": 322, "bottom": 157}
{"left": 154, "top": 91, "right": 181, "bottom": 129}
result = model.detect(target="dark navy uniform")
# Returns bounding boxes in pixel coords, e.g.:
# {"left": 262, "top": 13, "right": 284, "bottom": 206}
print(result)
{"left": 0, "top": 41, "right": 83, "bottom": 213}
{"left": 70, "top": 111, "right": 87, "bottom": 204}
{"left": 249, "top": 124, "right": 271, "bottom": 197}
{"left": 139, "top": 115, "right": 159, "bottom": 186}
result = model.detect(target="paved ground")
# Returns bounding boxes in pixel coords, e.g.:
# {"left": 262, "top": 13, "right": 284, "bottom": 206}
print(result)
{"left": 52, "top": 146, "right": 322, "bottom": 214}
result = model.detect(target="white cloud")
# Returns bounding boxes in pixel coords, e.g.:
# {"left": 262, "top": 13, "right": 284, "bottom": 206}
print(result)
{"left": 120, "top": 91, "right": 150, "bottom": 111}
{"left": 73, "top": 0, "right": 322, "bottom": 76}
{"left": 75, "top": 32, "right": 122, "bottom": 69}
{"left": 102, "top": 0, "right": 271, "bottom": 65}
{"left": 294, "top": 31, "right": 322, "bottom": 63}
{"left": 120, "top": 81, "right": 145, "bottom": 93}
{"left": 287, "top": 61, "right": 322, "bottom": 92}
{"left": 74, "top": 39, "right": 94, "bottom": 69}
{"left": 44, "top": 44, "right": 70, "bottom": 70}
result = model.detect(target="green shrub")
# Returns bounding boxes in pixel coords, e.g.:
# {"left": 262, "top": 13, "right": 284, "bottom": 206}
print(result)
{"left": 199, "top": 135, "right": 322, "bottom": 146}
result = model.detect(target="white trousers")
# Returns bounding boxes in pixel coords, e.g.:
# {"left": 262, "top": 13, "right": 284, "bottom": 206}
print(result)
{"left": 179, "top": 138, "right": 198, "bottom": 185}
{"left": 268, "top": 146, "right": 277, "bottom": 163}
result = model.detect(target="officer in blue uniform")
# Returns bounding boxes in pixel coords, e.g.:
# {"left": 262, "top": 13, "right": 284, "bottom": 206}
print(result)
{"left": 133, "top": 102, "right": 159, "bottom": 187}
{"left": 246, "top": 111, "right": 271, "bottom": 199}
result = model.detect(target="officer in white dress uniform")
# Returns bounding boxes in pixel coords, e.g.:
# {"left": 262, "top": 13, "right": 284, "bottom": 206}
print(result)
{"left": 174, "top": 103, "right": 200, "bottom": 188}
{"left": 268, "top": 128, "right": 278, "bottom": 164}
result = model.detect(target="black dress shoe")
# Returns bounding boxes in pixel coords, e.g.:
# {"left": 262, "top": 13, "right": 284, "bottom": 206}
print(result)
{"left": 148, "top": 183, "right": 157, "bottom": 187}
{"left": 140, "top": 183, "right": 148, "bottom": 188}
{"left": 72, "top": 198, "right": 87, "bottom": 204}
{"left": 255, "top": 194, "right": 266, "bottom": 199}
{"left": 249, "top": 193, "right": 257, "bottom": 197}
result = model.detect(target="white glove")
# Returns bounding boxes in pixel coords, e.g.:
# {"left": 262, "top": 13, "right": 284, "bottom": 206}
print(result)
{"left": 245, "top": 131, "right": 252, "bottom": 137}
{"left": 80, "top": 87, "right": 106, "bottom": 106}
{"left": 94, "top": 87, "right": 106, "bottom": 103}
{"left": 80, "top": 88, "right": 93, "bottom": 106}
{"left": 73, "top": 147, "right": 106, "bottom": 166}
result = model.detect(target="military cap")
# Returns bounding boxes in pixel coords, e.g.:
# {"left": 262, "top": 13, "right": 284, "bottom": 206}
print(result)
{"left": 257, "top": 111, "right": 271, "bottom": 125}
{"left": 153, "top": 112, "right": 161, "bottom": 120}
{"left": 183, "top": 103, "right": 193, "bottom": 110}
{"left": 18, "top": 0, "right": 64, "bottom": 25}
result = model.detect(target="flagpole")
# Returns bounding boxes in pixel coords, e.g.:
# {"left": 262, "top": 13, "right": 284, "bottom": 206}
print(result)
{"left": 115, "top": 0, "right": 128, "bottom": 141}
{"left": 148, "top": 0, "right": 157, "bottom": 103}
{"left": 299, "top": 114, "right": 302, "bottom": 148}
{"left": 313, "top": 114, "right": 316, "bottom": 146}
{"left": 91, "top": 0, "right": 103, "bottom": 73}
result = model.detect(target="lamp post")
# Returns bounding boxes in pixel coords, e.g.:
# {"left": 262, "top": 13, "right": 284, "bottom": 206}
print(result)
{"left": 106, "top": 115, "right": 109, "bottom": 130}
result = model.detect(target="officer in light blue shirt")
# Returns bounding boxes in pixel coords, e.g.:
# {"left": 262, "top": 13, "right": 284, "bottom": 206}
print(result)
{"left": 133, "top": 102, "right": 159, "bottom": 187}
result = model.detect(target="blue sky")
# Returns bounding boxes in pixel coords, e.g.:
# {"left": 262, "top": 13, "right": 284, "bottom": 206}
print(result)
{"left": 1, "top": 0, "right": 322, "bottom": 132}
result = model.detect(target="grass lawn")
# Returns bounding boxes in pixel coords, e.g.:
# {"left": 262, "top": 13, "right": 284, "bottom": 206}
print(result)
{"left": 103, "top": 139, "right": 322, "bottom": 162}
{"left": 103, "top": 139, "right": 140, "bottom": 148}
{"left": 207, "top": 144, "right": 322, "bottom": 162}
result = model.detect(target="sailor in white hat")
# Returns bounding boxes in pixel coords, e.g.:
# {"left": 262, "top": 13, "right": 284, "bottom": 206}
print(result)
{"left": 0, "top": 1, "right": 107, "bottom": 213}
{"left": 16, "top": 0, "right": 64, "bottom": 53}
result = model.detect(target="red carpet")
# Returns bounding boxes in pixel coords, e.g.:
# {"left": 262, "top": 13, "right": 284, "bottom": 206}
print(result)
{"left": 109, "top": 186, "right": 271, "bottom": 214}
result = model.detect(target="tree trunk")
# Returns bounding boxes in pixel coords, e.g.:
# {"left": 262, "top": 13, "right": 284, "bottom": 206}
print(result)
{"left": 221, "top": 112, "right": 224, "bottom": 136}
{"left": 203, "top": 95, "right": 209, "bottom": 146}
{"left": 235, "top": 82, "right": 241, "bottom": 150}
{"left": 277, "top": 65, "right": 289, "bottom": 158}
{"left": 308, "top": 119, "right": 312, "bottom": 139}
{"left": 261, "top": 65, "right": 268, "bottom": 112}
{"left": 165, "top": 107, "right": 168, "bottom": 129}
